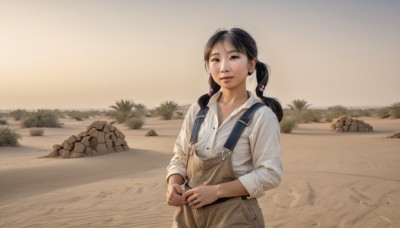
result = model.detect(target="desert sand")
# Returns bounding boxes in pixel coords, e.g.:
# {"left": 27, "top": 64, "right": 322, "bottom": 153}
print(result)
{"left": 1, "top": 115, "right": 399, "bottom": 228}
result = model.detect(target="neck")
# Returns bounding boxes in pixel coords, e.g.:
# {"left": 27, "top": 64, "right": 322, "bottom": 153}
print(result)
{"left": 218, "top": 89, "right": 249, "bottom": 105}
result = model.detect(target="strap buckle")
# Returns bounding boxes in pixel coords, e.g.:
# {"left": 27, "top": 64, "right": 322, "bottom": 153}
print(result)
{"left": 221, "top": 149, "right": 232, "bottom": 161}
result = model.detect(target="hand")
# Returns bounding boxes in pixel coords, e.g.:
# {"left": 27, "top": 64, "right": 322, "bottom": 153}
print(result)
{"left": 166, "top": 184, "right": 185, "bottom": 207}
{"left": 182, "top": 185, "right": 219, "bottom": 209}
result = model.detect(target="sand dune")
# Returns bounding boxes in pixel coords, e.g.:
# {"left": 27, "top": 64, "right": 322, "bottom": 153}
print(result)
{"left": 1, "top": 116, "right": 399, "bottom": 227}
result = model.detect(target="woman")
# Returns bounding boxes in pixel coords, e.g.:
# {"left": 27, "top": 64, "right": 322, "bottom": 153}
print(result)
{"left": 166, "top": 28, "right": 283, "bottom": 227}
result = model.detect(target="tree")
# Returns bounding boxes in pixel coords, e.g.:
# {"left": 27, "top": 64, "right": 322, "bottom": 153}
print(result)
{"left": 110, "top": 99, "right": 135, "bottom": 123}
{"left": 132, "top": 103, "right": 147, "bottom": 118}
{"left": 288, "top": 99, "right": 311, "bottom": 112}
{"left": 157, "top": 100, "right": 179, "bottom": 120}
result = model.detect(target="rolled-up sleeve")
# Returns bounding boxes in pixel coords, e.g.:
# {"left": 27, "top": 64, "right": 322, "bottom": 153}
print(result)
{"left": 238, "top": 109, "right": 282, "bottom": 198}
{"left": 166, "top": 103, "right": 198, "bottom": 181}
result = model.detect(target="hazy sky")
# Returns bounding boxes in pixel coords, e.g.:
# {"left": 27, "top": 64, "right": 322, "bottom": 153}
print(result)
{"left": 1, "top": 0, "right": 399, "bottom": 110}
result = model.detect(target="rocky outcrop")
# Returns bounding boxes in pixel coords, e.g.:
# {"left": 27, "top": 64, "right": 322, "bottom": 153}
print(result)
{"left": 388, "top": 131, "right": 400, "bottom": 138}
{"left": 145, "top": 129, "right": 158, "bottom": 136}
{"left": 330, "top": 116, "right": 373, "bottom": 133}
{"left": 47, "top": 121, "right": 129, "bottom": 158}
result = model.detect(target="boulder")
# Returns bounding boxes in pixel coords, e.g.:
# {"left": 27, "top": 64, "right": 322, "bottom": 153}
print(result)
{"left": 146, "top": 129, "right": 158, "bottom": 136}
{"left": 73, "top": 142, "right": 85, "bottom": 153}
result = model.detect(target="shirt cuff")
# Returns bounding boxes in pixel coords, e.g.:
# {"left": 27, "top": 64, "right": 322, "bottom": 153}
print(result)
{"left": 166, "top": 168, "right": 186, "bottom": 183}
{"left": 238, "top": 174, "right": 265, "bottom": 198}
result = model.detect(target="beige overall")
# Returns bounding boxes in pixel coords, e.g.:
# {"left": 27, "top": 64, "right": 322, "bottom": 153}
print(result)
{"left": 172, "top": 103, "right": 265, "bottom": 228}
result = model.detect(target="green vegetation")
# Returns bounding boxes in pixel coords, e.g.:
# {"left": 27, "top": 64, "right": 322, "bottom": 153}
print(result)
{"left": 30, "top": 128, "right": 44, "bottom": 136}
{"left": 376, "top": 107, "right": 390, "bottom": 119}
{"left": 288, "top": 99, "right": 311, "bottom": 112}
{"left": 292, "top": 109, "right": 323, "bottom": 124}
{"left": 323, "top": 105, "right": 348, "bottom": 122}
{"left": 0, "top": 119, "right": 7, "bottom": 125}
{"left": 10, "top": 109, "right": 27, "bottom": 121}
{"left": 65, "top": 111, "right": 87, "bottom": 121}
{"left": 280, "top": 117, "right": 297, "bottom": 133}
{"left": 156, "top": 101, "right": 179, "bottom": 120}
{"left": 388, "top": 102, "right": 400, "bottom": 118}
{"left": 21, "top": 110, "right": 62, "bottom": 128}
{"left": 110, "top": 99, "right": 136, "bottom": 123}
{"left": 125, "top": 117, "right": 144, "bottom": 129}
{"left": 0, "top": 127, "right": 21, "bottom": 146}
{"left": 132, "top": 103, "right": 147, "bottom": 118}
{"left": 109, "top": 100, "right": 147, "bottom": 124}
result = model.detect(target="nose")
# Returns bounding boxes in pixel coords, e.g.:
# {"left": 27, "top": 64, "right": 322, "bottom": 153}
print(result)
{"left": 220, "top": 59, "right": 230, "bottom": 73}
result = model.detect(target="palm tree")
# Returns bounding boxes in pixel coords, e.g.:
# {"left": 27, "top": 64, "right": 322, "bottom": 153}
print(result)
{"left": 288, "top": 99, "right": 311, "bottom": 112}
{"left": 133, "top": 103, "right": 147, "bottom": 118}
{"left": 157, "top": 100, "right": 179, "bottom": 120}
{"left": 110, "top": 99, "right": 135, "bottom": 123}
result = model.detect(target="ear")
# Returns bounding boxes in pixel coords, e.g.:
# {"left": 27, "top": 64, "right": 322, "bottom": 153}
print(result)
{"left": 248, "top": 58, "right": 256, "bottom": 72}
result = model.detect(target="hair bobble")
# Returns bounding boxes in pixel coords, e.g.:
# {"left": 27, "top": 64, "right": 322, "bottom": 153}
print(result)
{"left": 208, "top": 88, "right": 214, "bottom": 96}
{"left": 257, "top": 85, "right": 265, "bottom": 92}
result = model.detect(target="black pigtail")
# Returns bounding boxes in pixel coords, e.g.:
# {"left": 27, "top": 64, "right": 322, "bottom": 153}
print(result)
{"left": 255, "top": 61, "right": 283, "bottom": 122}
{"left": 197, "top": 75, "right": 221, "bottom": 108}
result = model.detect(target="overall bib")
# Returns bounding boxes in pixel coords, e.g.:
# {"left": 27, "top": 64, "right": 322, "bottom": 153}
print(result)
{"left": 172, "top": 103, "right": 265, "bottom": 228}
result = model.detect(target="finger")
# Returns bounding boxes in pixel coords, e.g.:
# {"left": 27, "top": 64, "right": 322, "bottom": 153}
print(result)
{"left": 190, "top": 200, "right": 204, "bottom": 209}
{"left": 173, "top": 185, "right": 183, "bottom": 194}
{"left": 182, "top": 189, "right": 193, "bottom": 199}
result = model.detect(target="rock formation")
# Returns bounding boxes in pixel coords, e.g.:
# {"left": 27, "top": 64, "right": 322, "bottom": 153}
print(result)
{"left": 388, "top": 131, "right": 400, "bottom": 138}
{"left": 330, "top": 116, "right": 373, "bottom": 133}
{"left": 47, "top": 121, "right": 129, "bottom": 158}
{"left": 145, "top": 129, "right": 158, "bottom": 136}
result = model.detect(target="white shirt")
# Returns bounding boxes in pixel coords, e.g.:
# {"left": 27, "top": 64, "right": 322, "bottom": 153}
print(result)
{"left": 166, "top": 91, "right": 282, "bottom": 198}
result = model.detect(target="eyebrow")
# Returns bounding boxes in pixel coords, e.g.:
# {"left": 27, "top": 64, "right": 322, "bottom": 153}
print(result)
{"left": 210, "top": 49, "right": 240, "bottom": 57}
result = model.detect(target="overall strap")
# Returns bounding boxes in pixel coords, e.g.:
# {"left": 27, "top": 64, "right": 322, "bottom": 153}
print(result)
{"left": 223, "top": 102, "right": 264, "bottom": 152}
{"left": 189, "top": 107, "right": 209, "bottom": 144}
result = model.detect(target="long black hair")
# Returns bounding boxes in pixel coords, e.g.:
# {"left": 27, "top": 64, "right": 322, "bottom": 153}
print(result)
{"left": 197, "top": 28, "right": 283, "bottom": 122}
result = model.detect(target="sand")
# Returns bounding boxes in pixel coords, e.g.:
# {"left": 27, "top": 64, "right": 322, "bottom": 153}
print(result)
{"left": 1, "top": 115, "right": 399, "bottom": 227}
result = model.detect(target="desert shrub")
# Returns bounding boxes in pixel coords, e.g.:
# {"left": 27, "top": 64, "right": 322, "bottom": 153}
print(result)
{"left": 157, "top": 101, "right": 179, "bottom": 120}
{"left": 132, "top": 103, "right": 147, "bottom": 118}
{"left": 292, "top": 109, "right": 322, "bottom": 123}
{"left": 0, "top": 119, "right": 7, "bottom": 125}
{"left": 324, "top": 105, "right": 348, "bottom": 122}
{"left": 10, "top": 109, "right": 27, "bottom": 121}
{"left": 280, "top": 117, "right": 297, "bottom": 133}
{"left": 125, "top": 117, "right": 144, "bottom": 129}
{"left": 389, "top": 102, "right": 400, "bottom": 119}
{"left": 375, "top": 107, "right": 390, "bottom": 119}
{"left": 21, "top": 110, "right": 61, "bottom": 128}
{"left": 66, "top": 110, "right": 90, "bottom": 121}
{"left": 349, "top": 108, "right": 373, "bottom": 117}
{"left": 30, "top": 128, "right": 44, "bottom": 136}
{"left": 0, "top": 127, "right": 21, "bottom": 146}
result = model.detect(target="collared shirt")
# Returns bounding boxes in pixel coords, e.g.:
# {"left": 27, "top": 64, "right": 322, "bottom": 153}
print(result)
{"left": 166, "top": 91, "right": 282, "bottom": 198}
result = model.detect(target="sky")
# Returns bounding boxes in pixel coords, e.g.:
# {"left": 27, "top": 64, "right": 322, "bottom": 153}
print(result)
{"left": 1, "top": 0, "right": 399, "bottom": 110}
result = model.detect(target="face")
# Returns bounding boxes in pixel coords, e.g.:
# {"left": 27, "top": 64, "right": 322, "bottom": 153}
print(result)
{"left": 208, "top": 40, "right": 255, "bottom": 92}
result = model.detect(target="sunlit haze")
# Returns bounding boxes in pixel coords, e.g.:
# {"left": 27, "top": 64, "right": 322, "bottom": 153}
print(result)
{"left": 1, "top": 0, "right": 399, "bottom": 110}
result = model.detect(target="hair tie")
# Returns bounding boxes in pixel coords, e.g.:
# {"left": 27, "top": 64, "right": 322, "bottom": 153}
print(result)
{"left": 208, "top": 88, "right": 214, "bottom": 96}
{"left": 257, "top": 85, "right": 265, "bottom": 92}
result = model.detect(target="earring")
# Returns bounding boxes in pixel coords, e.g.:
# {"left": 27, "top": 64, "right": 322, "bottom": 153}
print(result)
{"left": 247, "top": 71, "right": 253, "bottom": 75}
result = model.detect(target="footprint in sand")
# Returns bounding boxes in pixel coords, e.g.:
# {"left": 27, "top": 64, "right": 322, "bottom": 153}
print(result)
{"left": 136, "top": 186, "right": 143, "bottom": 193}
{"left": 271, "top": 181, "right": 316, "bottom": 208}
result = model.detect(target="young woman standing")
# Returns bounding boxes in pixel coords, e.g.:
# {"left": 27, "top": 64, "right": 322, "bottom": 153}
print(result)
{"left": 166, "top": 28, "right": 283, "bottom": 227}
